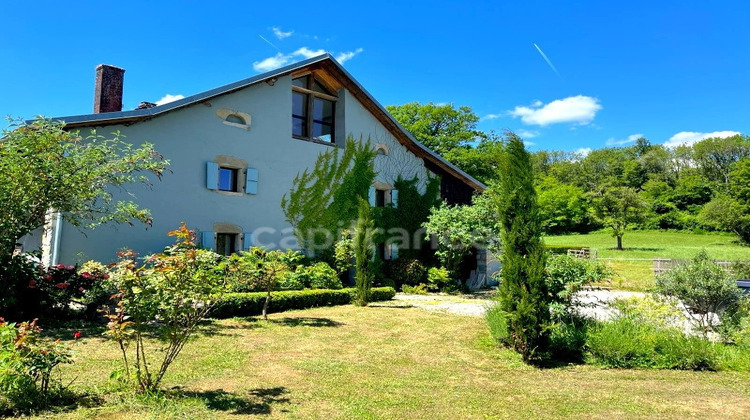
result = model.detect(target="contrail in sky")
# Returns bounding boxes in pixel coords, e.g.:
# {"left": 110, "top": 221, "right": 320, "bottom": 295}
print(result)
{"left": 533, "top": 43, "right": 562, "bottom": 79}
{"left": 258, "top": 35, "right": 281, "bottom": 51}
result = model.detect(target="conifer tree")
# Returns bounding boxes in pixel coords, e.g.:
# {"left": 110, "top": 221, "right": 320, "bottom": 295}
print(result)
{"left": 490, "top": 134, "right": 550, "bottom": 363}
{"left": 353, "top": 198, "right": 375, "bottom": 306}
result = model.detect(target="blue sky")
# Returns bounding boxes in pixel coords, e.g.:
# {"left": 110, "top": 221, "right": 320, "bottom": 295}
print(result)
{"left": 2, "top": 0, "right": 749, "bottom": 154}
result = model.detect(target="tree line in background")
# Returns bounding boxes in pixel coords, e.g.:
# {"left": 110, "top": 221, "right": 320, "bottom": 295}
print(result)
{"left": 387, "top": 102, "right": 750, "bottom": 247}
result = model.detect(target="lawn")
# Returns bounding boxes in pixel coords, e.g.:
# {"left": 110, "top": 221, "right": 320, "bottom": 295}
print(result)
{"left": 24, "top": 304, "right": 750, "bottom": 419}
{"left": 545, "top": 230, "right": 750, "bottom": 291}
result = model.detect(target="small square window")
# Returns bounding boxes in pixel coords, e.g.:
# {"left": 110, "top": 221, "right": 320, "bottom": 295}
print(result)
{"left": 218, "top": 167, "right": 238, "bottom": 192}
{"left": 216, "top": 233, "right": 237, "bottom": 256}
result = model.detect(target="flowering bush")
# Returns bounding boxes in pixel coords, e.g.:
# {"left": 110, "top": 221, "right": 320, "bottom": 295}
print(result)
{"left": 32, "top": 262, "right": 111, "bottom": 319}
{"left": 0, "top": 318, "right": 72, "bottom": 413}
{"left": 108, "top": 223, "right": 227, "bottom": 392}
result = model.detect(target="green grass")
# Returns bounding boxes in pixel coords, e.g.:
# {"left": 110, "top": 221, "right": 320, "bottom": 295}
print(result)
{"left": 545, "top": 230, "right": 750, "bottom": 291}
{"left": 545, "top": 230, "right": 750, "bottom": 260}
{"left": 19, "top": 305, "right": 750, "bottom": 419}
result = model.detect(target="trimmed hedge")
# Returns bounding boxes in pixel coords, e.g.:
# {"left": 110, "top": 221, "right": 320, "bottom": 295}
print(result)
{"left": 210, "top": 287, "right": 396, "bottom": 318}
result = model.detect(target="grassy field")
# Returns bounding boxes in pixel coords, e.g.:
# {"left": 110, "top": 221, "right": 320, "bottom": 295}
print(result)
{"left": 22, "top": 304, "right": 750, "bottom": 419}
{"left": 545, "top": 230, "right": 750, "bottom": 291}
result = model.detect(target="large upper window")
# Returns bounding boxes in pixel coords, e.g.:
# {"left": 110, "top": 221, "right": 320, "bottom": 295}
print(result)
{"left": 292, "top": 75, "right": 336, "bottom": 143}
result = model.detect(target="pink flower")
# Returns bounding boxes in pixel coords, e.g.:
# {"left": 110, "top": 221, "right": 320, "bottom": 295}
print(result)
{"left": 55, "top": 283, "right": 69, "bottom": 289}
{"left": 28, "top": 280, "right": 37, "bottom": 288}
{"left": 56, "top": 264, "right": 65, "bottom": 269}
{"left": 65, "top": 265, "right": 74, "bottom": 270}
{"left": 78, "top": 287, "right": 85, "bottom": 292}
{"left": 73, "top": 331, "right": 82, "bottom": 340}
{"left": 43, "top": 275, "right": 52, "bottom": 281}
{"left": 102, "top": 274, "right": 110, "bottom": 279}
{"left": 81, "top": 272, "right": 91, "bottom": 279}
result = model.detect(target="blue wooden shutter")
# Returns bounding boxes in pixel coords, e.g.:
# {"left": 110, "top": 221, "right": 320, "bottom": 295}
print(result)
{"left": 201, "top": 231, "right": 215, "bottom": 250}
{"left": 206, "top": 162, "right": 219, "bottom": 190}
{"left": 391, "top": 189, "right": 399, "bottom": 208}
{"left": 243, "top": 232, "right": 254, "bottom": 251}
{"left": 368, "top": 186, "right": 376, "bottom": 206}
{"left": 390, "top": 243, "right": 399, "bottom": 260}
{"left": 246, "top": 168, "right": 258, "bottom": 195}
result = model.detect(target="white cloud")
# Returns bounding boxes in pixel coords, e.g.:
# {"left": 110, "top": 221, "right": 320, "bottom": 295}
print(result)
{"left": 574, "top": 147, "right": 592, "bottom": 157}
{"left": 481, "top": 113, "right": 502, "bottom": 121}
{"left": 516, "top": 129, "right": 540, "bottom": 139}
{"left": 335, "top": 48, "right": 363, "bottom": 64}
{"left": 252, "top": 52, "right": 293, "bottom": 72}
{"left": 663, "top": 130, "right": 741, "bottom": 148}
{"left": 509, "top": 95, "right": 602, "bottom": 126}
{"left": 523, "top": 141, "right": 535, "bottom": 147}
{"left": 272, "top": 27, "right": 293, "bottom": 39}
{"left": 253, "top": 46, "right": 362, "bottom": 73}
{"left": 606, "top": 133, "right": 643, "bottom": 146}
{"left": 293, "top": 47, "right": 327, "bottom": 59}
{"left": 155, "top": 94, "right": 185, "bottom": 106}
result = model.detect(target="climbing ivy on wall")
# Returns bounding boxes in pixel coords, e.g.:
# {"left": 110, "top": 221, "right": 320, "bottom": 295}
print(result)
{"left": 281, "top": 136, "right": 377, "bottom": 255}
{"left": 376, "top": 175, "right": 442, "bottom": 261}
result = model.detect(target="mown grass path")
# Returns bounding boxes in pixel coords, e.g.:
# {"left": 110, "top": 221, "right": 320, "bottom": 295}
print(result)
{"left": 27, "top": 304, "right": 750, "bottom": 419}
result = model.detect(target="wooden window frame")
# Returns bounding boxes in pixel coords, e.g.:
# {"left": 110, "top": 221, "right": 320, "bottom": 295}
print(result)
{"left": 292, "top": 74, "right": 337, "bottom": 145}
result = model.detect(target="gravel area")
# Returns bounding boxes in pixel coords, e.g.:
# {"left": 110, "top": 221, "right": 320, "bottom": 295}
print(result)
{"left": 389, "top": 288, "right": 646, "bottom": 319}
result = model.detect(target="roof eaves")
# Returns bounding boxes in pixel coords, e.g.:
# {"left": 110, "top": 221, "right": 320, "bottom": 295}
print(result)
{"left": 52, "top": 53, "right": 334, "bottom": 127}
{"left": 322, "top": 59, "right": 487, "bottom": 192}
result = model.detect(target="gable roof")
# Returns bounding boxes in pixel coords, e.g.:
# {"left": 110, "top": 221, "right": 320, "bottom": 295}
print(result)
{"left": 52, "top": 54, "right": 485, "bottom": 192}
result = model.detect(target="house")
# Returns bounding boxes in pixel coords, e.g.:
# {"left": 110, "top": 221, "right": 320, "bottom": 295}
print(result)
{"left": 29, "top": 54, "right": 485, "bottom": 269}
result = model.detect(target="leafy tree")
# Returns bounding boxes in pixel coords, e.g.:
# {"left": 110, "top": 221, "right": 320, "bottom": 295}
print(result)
{"left": 353, "top": 199, "right": 375, "bottom": 306}
{"left": 591, "top": 186, "right": 647, "bottom": 250}
{"left": 443, "top": 136, "right": 505, "bottom": 183}
{"left": 107, "top": 224, "right": 226, "bottom": 392}
{"left": 699, "top": 158, "right": 750, "bottom": 243}
{"left": 0, "top": 117, "right": 168, "bottom": 257}
{"left": 489, "top": 134, "right": 549, "bottom": 364}
{"left": 281, "top": 137, "right": 376, "bottom": 255}
{"left": 422, "top": 196, "right": 496, "bottom": 278}
{"left": 536, "top": 176, "right": 593, "bottom": 234}
{"left": 692, "top": 135, "right": 750, "bottom": 184}
{"left": 386, "top": 102, "right": 482, "bottom": 154}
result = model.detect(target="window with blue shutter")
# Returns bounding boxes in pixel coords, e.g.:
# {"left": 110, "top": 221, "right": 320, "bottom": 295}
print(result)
{"left": 206, "top": 162, "right": 219, "bottom": 190}
{"left": 245, "top": 168, "right": 258, "bottom": 195}
{"left": 368, "top": 186, "right": 376, "bottom": 206}
{"left": 391, "top": 189, "right": 399, "bottom": 208}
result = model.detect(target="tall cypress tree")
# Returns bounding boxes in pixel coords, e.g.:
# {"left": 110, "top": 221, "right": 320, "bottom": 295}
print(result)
{"left": 491, "top": 134, "right": 549, "bottom": 363}
{"left": 353, "top": 198, "right": 375, "bottom": 306}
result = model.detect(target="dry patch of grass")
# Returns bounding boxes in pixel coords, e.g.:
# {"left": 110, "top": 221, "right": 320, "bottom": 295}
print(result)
{"left": 25, "top": 305, "right": 750, "bottom": 419}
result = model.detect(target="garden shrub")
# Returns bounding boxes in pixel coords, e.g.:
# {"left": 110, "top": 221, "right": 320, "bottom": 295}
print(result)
{"left": 587, "top": 317, "right": 721, "bottom": 370}
{"left": 0, "top": 318, "right": 72, "bottom": 414}
{"left": 305, "top": 262, "right": 342, "bottom": 290}
{"left": 548, "top": 315, "right": 591, "bottom": 363}
{"left": 655, "top": 250, "right": 742, "bottom": 336}
{"left": 210, "top": 287, "right": 396, "bottom": 318}
{"left": 383, "top": 258, "right": 427, "bottom": 288}
{"left": 107, "top": 224, "right": 227, "bottom": 392}
{"left": 0, "top": 254, "right": 42, "bottom": 321}
{"left": 426, "top": 266, "right": 453, "bottom": 292}
{"left": 401, "top": 284, "right": 429, "bottom": 295}
{"left": 546, "top": 254, "right": 612, "bottom": 312}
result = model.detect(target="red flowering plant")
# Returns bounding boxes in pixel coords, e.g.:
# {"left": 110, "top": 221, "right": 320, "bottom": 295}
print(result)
{"left": 0, "top": 317, "right": 72, "bottom": 411}
{"left": 33, "top": 261, "right": 112, "bottom": 320}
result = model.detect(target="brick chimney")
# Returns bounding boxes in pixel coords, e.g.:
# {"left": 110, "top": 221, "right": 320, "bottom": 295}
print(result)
{"left": 93, "top": 64, "right": 125, "bottom": 113}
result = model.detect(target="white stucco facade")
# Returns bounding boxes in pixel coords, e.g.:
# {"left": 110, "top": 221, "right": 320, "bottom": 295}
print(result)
{"left": 53, "top": 73, "right": 432, "bottom": 264}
